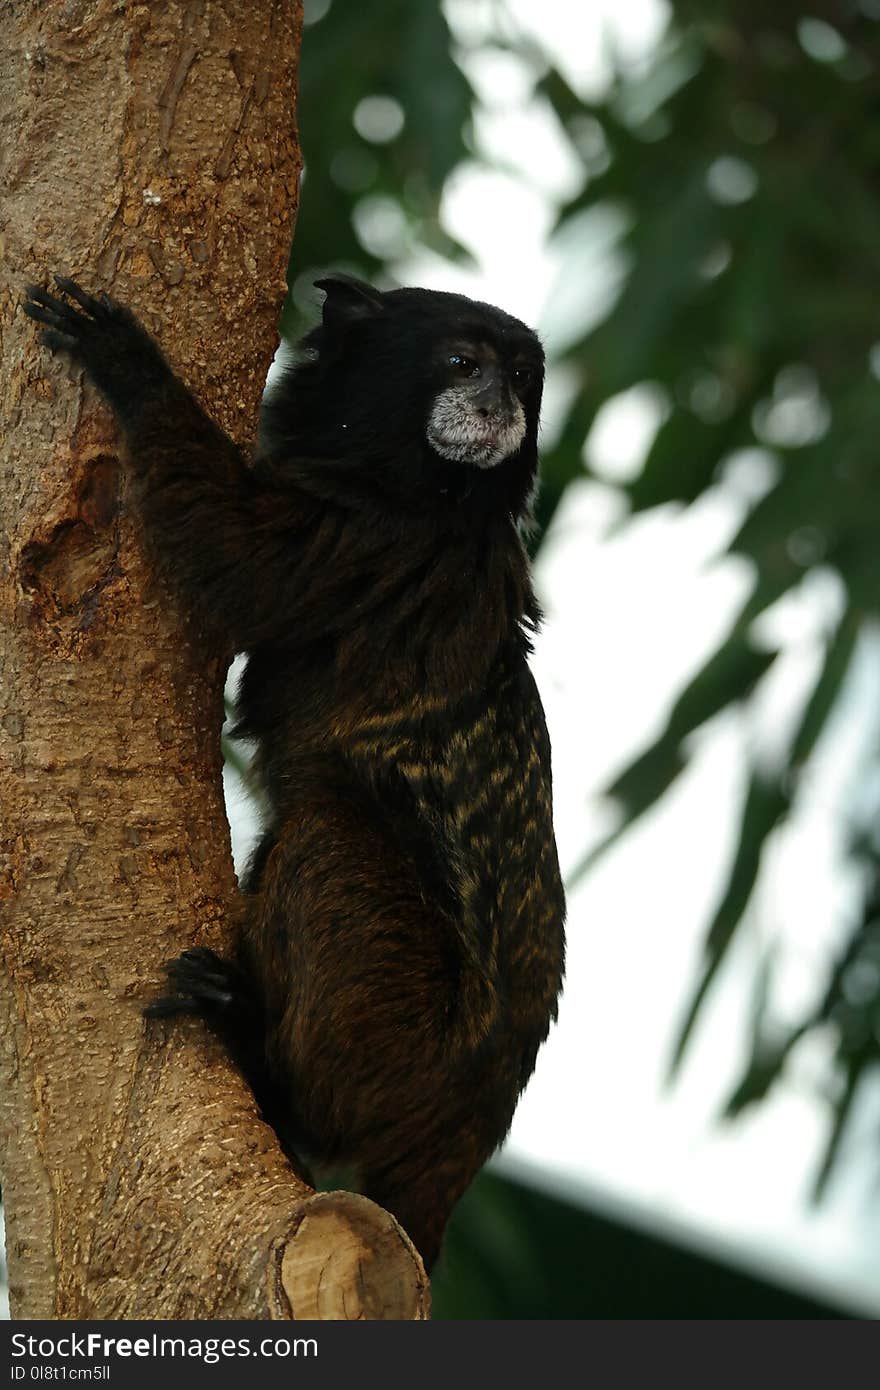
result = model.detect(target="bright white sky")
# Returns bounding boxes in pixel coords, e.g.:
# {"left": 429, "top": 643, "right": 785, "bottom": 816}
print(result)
{"left": 229, "top": 0, "right": 880, "bottom": 1316}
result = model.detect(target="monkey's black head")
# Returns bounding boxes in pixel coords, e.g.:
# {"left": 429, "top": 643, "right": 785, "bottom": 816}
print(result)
{"left": 258, "top": 276, "right": 545, "bottom": 518}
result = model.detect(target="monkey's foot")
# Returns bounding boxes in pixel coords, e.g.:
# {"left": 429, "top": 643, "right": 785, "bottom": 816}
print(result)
{"left": 145, "top": 948, "right": 312, "bottom": 1182}
{"left": 145, "top": 947, "right": 253, "bottom": 1020}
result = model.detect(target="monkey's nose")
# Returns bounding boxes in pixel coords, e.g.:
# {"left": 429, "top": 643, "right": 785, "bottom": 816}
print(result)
{"left": 472, "top": 388, "right": 502, "bottom": 417}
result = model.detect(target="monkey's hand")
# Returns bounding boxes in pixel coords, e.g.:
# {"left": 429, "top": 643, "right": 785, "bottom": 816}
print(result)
{"left": 23, "top": 277, "right": 173, "bottom": 425}
{"left": 23, "top": 275, "right": 306, "bottom": 648}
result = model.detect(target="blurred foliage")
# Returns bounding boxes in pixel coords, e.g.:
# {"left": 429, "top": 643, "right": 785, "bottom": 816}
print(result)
{"left": 553, "top": 0, "right": 880, "bottom": 1196}
{"left": 292, "top": 0, "right": 880, "bottom": 1228}
{"left": 283, "top": 0, "right": 473, "bottom": 336}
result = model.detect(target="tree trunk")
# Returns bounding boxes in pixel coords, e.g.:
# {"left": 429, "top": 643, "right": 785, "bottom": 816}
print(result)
{"left": 0, "top": 0, "right": 428, "bottom": 1320}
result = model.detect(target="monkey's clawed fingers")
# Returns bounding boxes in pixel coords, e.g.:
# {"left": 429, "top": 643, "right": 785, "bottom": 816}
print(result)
{"left": 22, "top": 277, "right": 114, "bottom": 352}
{"left": 53, "top": 275, "right": 113, "bottom": 315}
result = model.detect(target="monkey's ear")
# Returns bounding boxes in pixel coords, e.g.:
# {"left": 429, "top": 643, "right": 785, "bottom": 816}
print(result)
{"left": 315, "top": 275, "right": 385, "bottom": 332}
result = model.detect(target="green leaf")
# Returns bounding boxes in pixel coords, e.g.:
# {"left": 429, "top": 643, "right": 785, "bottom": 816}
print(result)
{"left": 626, "top": 408, "right": 746, "bottom": 513}
{"left": 669, "top": 770, "right": 790, "bottom": 1075}
{"left": 569, "top": 622, "right": 777, "bottom": 886}
{"left": 790, "top": 607, "right": 860, "bottom": 769}
{"left": 811, "top": 1062, "right": 864, "bottom": 1202}
{"left": 669, "top": 632, "right": 777, "bottom": 741}
{"left": 575, "top": 173, "right": 724, "bottom": 399}
{"left": 724, "top": 1026, "right": 808, "bottom": 1118}
{"left": 606, "top": 624, "right": 778, "bottom": 824}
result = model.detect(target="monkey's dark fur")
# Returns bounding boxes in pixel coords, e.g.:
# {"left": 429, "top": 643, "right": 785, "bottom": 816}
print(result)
{"left": 24, "top": 274, "right": 566, "bottom": 1270}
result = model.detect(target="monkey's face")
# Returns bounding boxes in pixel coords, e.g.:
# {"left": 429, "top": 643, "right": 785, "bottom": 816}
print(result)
{"left": 426, "top": 343, "right": 535, "bottom": 469}
{"left": 266, "top": 278, "right": 545, "bottom": 513}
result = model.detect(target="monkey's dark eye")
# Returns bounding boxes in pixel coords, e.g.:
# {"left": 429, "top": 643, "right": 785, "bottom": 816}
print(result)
{"left": 449, "top": 354, "right": 480, "bottom": 379}
{"left": 512, "top": 365, "right": 533, "bottom": 391}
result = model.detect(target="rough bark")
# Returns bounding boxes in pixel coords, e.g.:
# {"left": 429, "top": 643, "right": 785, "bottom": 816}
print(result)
{"left": 0, "top": 0, "right": 429, "bottom": 1320}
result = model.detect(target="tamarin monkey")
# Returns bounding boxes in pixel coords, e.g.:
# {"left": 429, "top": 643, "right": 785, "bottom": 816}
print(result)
{"left": 23, "top": 274, "right": 566, "bottom": 1271}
